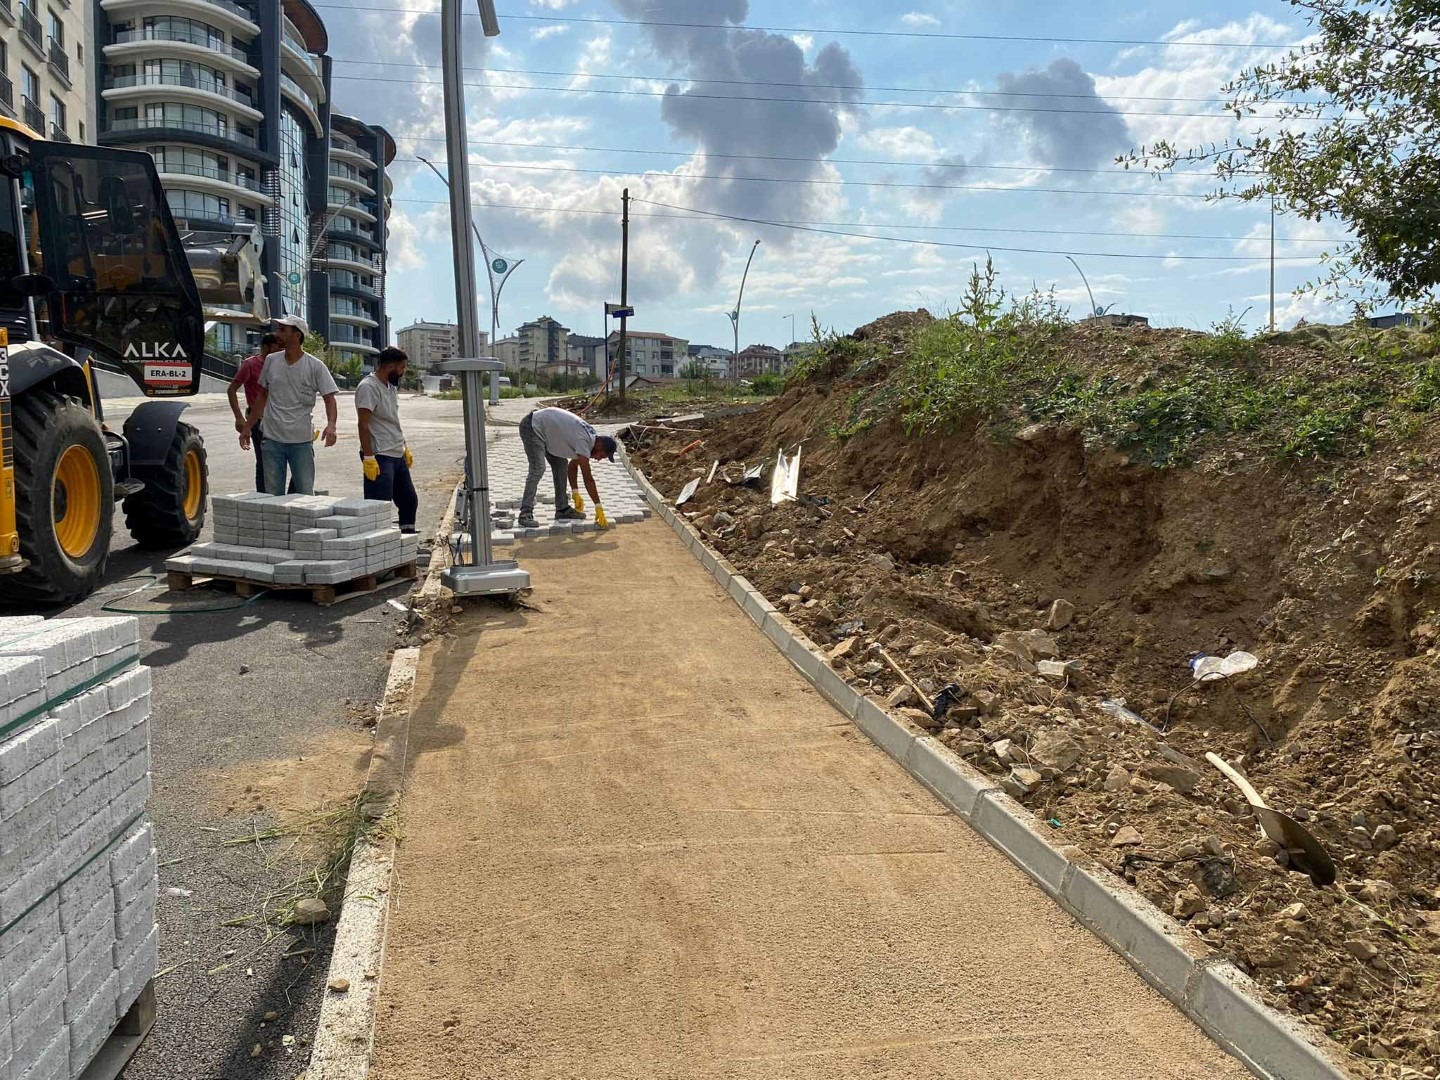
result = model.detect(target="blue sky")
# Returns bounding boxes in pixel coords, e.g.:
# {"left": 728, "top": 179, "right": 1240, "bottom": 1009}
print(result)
{"left": 319, "top": 0, "right": 1359, "bottom": 351}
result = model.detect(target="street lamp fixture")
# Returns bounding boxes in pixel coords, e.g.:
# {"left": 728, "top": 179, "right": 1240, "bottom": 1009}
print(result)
{"left": 477, "top": 0, "right": 500, "bottom": 36}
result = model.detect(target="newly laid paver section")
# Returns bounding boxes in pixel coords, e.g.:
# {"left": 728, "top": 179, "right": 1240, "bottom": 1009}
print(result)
{"left": 372, "top": 519, "right": 1247, "bottom": 1080}
{"left": 484, "top": 431, "right": 652, "bottom": 544}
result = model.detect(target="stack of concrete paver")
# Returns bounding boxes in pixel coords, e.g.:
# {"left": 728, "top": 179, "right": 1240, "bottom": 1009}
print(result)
{"left": 485, "top": 437, "right": 651, "bottom": 545}
{"left": 0, "top": 615, "right": 158, "bottom": 1080}
{"left": 166, "top": 493, "right": 418, "bottom": 587}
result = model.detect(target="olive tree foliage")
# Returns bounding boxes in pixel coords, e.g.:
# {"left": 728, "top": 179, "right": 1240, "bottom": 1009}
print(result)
{"left": 1127, "top": 1, "right": 1440, "bottom": 306}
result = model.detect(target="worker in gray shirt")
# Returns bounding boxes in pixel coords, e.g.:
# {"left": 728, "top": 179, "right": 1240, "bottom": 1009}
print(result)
{"left": 518, "top": 406, "right": 617, "bottom": 529}
{"left": 240, "top": 315, "right": 339, "bottom": 495}
{"left": 356, "top": 347, "right": 418, "bottom": 533}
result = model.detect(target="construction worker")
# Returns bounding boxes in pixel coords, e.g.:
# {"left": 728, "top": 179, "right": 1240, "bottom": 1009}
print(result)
{"left": 228, "top": 332, "right": 280, "bottom": 492}
{"left": 356, "top": 346, "right": 418, "bottom": 534}
{"left": 517, "top": 406, "right": 617, "bottom": 530}
{"left": 239, "top": 315, "right": 339, "bottom": 496}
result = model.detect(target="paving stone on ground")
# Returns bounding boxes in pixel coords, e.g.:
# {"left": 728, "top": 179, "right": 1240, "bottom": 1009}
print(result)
{"left": 481, "top": 435, "right": 651, "bottom": 545}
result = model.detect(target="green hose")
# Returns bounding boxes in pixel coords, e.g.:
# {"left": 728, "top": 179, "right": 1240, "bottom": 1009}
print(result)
{"left": 99, "top": 574, "right": 271, "bottom": 615}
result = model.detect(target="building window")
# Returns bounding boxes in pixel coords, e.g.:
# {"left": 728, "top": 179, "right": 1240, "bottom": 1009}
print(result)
{"left": 166, "top": 189, "right": 231, "bottom": 222}
{"left": 142, "top": 16, "right": 227, "bottom": 52}
{"left": 111, "top": 106, "right": 138, "bottom": 121}
{"left": 49, "top": 95, "right": 63, "bottom": 133}
{"left": 21, "top": 66, "right": 39, "bottom": 103}
{"left": 1, "top": 41, "right": 8, "bottom": 74}
{"left": 47, "top": 9, "right": 62, "bottom": 45}
{"left": 276, "top": 105, "right": 310, "bottom": 315}
{"left": 78, "top": 121, "right": 84, "bottom": 141}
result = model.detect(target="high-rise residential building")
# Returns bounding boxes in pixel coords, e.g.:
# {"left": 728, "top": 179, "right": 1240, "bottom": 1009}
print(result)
{"left": 1, "top": 0, "right": 95, "bottom": 142}
{"left": 515, "top": 316, "right": 568, "bottom": 374}
{"left": 94, "top": 0, "right": 392, "bottom": 362}
{"left": 492, "top": 335, "right": 519, "bottom": 369}
{"left": 321, "top": 113, "right": 393, "bottom": 368}
{"left": 566, "top": 334, "right": 606, "bottom": 380}
{"left": 396, "top": 319, "right": 464, "bottom": 371}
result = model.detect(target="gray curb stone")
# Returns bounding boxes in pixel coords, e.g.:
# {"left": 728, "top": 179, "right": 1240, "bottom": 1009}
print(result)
{"left": 619, "top": 444, "right": 1351, "bottom": 1080}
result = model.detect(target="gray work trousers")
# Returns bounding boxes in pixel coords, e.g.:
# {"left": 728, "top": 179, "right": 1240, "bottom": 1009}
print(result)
{"left": 519, "top": 412, "right": 568, "bottom": 515}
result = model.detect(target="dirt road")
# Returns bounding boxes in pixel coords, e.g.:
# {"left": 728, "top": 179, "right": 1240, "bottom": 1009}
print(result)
{"left": 372, "top": 520, "right": 1246, "bottom": 1079}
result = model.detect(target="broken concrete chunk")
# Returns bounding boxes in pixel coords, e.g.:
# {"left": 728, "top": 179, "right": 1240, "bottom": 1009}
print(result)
{"left": 1278, "top": 902, "right": 1309, "bottom": 921}
{"left": 1103, "top": 765, "right": 1132, "bottom": 792}
{"left": 1036, "top": 659, "right": 1082, "bottom": 685}
{"left": 859, "top": 661, "right": 884, "bottom": 677}
{"left": 1001, "top": 766, "right": 1043, "bottom": 798}
{"left": 991, "top": 738, "right": 1017, "bottom": 765}
{"left": 1173, "top": 885, "right": 1207, "bottom": 919}
{"left": 1030, "top": 730, "right": 1082, "bottom": 772}
{"left": 1344, "top": 940, "right": 1380, "bottom": 962}
{"left": 886, "top": 684, "right": 915, "bottom": 708}
{"left": 1372, "top": 824, "right": 1399, "bottom": 851}
{"left": 1138, "top": 762, "right": 1203, "bottom": 796}
{"left": 828, "top": 637, "right": 859, "bottom": 661}
{"left": 1110, "top": 825, "right": 1144, "bottom": 847}
{"left": 292, "top": 898, "right": 331, "bottom": 925}
{"left": 1045, "top": 599, "right": 1077, "bottom": 631}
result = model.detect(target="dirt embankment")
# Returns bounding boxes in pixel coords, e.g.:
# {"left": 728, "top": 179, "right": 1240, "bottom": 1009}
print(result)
{"left": 628, "top": 314, "right": 1440, "bottom": 1079}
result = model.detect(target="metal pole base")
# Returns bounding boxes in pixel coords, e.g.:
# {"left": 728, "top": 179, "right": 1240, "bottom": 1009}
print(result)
{"left": 444, "top": 560, "right": 531, "bottom": 597}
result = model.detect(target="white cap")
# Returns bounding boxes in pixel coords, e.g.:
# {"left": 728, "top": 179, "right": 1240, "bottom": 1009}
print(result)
{"left": 274, "top": 314, "right": 309, "bottom": 336}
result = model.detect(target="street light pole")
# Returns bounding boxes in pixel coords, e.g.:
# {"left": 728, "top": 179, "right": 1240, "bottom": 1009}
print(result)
{"left": 438, "top": 0, "right": 529, "bottom": 597}
{"left": 728, "top": 239, "right": 760, "bottom": 380}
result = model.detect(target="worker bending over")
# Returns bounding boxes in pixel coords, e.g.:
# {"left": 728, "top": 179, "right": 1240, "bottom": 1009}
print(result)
{"left": 518, "top": 406, "right": 617, "bottom": 530}
{"left": 356, "top": 347, "right": 418, "bottom": 534}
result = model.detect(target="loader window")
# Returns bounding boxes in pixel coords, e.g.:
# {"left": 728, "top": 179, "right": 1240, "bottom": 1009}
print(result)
{"left": 27, "top": 143, "right": 204, "bottom": 389}
{"left": 0, "top": 179, "right": 26, "bottom": 312}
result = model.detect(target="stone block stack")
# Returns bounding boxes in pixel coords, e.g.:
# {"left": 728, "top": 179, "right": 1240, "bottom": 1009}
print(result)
{"left": 167, "top": 493, "right": 418, "bottom": 587}
{"left": 0, "top": 616, "right": 158, "bottom": 1080}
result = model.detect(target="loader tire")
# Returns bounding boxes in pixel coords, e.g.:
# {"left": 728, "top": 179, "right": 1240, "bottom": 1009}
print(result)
{"left": 0, "top": 390, "right": 113, "bottom": 605}
{"left": 123, "top": 421, "right": 207, "bottom": 549}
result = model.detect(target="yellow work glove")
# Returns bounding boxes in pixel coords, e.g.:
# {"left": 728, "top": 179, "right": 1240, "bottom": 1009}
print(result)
{"left": 404, "top": 447, "right": 414, "bottom": 468}
{"left": 595, "top": 504, "right": 609, "bottom": 530}
{"left": 572, "top": 491, "right": 585, "bottom": 513}
{"left": 362, "top": 456, "right": 380, "bottom": 481}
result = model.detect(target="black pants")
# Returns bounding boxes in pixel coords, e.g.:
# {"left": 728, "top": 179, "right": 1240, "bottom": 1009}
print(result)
{"left": 363, "top": 454, "right": 419, "bottom": 530}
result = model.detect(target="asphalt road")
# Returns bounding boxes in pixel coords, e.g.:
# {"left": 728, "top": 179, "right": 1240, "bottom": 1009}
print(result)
{"left": 41, "top": 391, "right": 468, "bottom": 1080}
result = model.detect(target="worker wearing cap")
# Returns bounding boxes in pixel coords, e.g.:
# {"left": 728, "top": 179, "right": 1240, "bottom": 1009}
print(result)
{"left": 356, "top": 346, "right": 418, "bottom": 534}
{"left": 240, "top": 315, "right": 339, "bottom": 496}
{"left": 518, "top": 406, "right": 617, "bottom": 530}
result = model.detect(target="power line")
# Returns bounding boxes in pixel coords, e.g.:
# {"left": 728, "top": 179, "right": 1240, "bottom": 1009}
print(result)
{"left": 307, "top": 4, "right": 1305, "bottom": 50}
{"left": 387, "top": 137, "right": 1220, "bottom": 180}
{"left": 627, "top": 197, "right": 1298, "bottom": 261}
{"left": 383, "top": 192, "right": 1340, "bottom": 244}
{"left": 321, "top": 59, "right": 1318, "bottom": 108}
{"left": 466, "top": 162, "right": 1221, "bottom": 201}
{"left": 325, "top": 71, "right": 1318, "bottom": 121}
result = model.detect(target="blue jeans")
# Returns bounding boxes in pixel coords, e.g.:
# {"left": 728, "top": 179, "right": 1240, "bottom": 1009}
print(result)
{"left": 363, "top": 454, "right": 418, "bottom": 530}
{"left": 262, "top": 439, "right": 316, "bottom": 496}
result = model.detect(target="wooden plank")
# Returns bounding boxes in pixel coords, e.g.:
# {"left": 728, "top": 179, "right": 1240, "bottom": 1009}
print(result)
{"left": 168, "top": 561, "right": 420, "bottom": 607}
{"left": 77, "top": 981, "right": 156, "bottom": 1080}
{"left": 166, "top": 571, "right": 194, "bottom": 593}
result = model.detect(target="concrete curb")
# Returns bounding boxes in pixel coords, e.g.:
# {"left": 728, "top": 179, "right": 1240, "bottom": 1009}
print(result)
{"left": 620, "top": 447, "right": 1351, "bottom": 1080}
{"left": 305, "top": 487, "right": 456, "bottom": 1078}
{"left": 306, "top": 647, "right": 420, "bottom": 1080}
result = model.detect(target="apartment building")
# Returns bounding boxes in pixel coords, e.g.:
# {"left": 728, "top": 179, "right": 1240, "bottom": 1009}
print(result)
{"left": 396, "top": 319, "right": 462, "bottom": 370}
{"left": 736, "top": 343, "right": 784, "bottom": 377}
{"left": 0, "top": 0, "right": 95, "bottom": 142}
{"left": 688, "top": 344, "right": 731, "bottom": 378}
{"left": 566, "top": 333, "right": 606, "bottom": 380}
{"left": 605, "top": 330, "right": 690, "bottom": 378}
{"left": 94, "top": 0, "right": 391, "bottom": 362}
{"left": 515, "top": 315, "right": 567, "bottom": 374}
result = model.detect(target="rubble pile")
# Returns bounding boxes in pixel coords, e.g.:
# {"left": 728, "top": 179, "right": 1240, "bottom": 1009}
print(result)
{"left": 627, "top": 314, "right": 1440, "bottom": 1079}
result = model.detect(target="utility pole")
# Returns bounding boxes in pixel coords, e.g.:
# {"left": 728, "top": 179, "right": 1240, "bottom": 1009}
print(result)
{"left": 729, "top": 239, "right": 761, "bottom": 380}
{"left": 618, "top": 188, "right": 630, "bottom": 403}
{"left": 1269, "top": 195, "right": 1277, "bottom": 333}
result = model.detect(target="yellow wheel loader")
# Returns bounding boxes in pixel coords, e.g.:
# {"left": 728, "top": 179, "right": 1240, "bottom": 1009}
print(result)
{"left": 0, "top": 116, "right": 221, "bottom": 604}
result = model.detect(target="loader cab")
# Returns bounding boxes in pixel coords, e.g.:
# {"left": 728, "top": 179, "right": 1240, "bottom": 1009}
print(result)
{"left": 0, "top": 121, "right": 205, "bottom": 397}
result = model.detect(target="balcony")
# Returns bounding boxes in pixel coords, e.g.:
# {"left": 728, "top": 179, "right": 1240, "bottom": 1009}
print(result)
{"left": 280, "top": 34, "right": 318, "bottom": 75}
{"left": 106, "top": 116, "right": 258, "bottom": 150}
{"left": 155, "top": 160, "right": 263, "bottom": 192}
{"left": 47, "top": 39, "right": 69, "bottom": 87}
{"left": 18, "top": 5, "right": 43, "bottom": 56}
{"left": 0, "top": 76, "right": 12, "bottom": 118}
{"left": 106, "top": 72, "right": 256, "bottom": 110}
{"left": 0, "top": 0, "right": 14, "bottom": 26}
{"left": 199, "top": 0, "right": 256, "bottom": 24}
{"left": 49, "top": 122, "right": 70, "bottom": 142}
{"left": 110, "top": 27, "right": 252, "bottom": 66}
{"left": 22, "top": 96, "right": 43, "bottom": 133}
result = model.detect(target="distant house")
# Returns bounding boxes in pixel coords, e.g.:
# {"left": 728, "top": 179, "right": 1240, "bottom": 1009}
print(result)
{"left": 737, "top": 344, "right": 784, "bottom": 376}
{"left": 1367, "top": 313, "right": 1431, "bottom": 330}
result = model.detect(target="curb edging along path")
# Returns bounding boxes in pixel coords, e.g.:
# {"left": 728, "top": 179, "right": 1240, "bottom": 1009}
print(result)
{"left": 621, "top": 450, "right": 1352, "bottom": 1080}
{"left": 305, "top": 487, "right": 460, "bottom": 1079}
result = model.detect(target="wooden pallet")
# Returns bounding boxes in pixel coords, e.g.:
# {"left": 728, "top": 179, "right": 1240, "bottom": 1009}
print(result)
{"left": 77, "top": 982, "right": 155, "bottom": 1080}
{"left": 167, "top": 561, "right": 418, "bottom": 606}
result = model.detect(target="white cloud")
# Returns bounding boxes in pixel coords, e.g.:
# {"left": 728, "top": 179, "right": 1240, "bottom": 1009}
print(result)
{"left": 531, "top": 24, "right": 570, "bottom": 40}
{"left": 854, "top": 126, "right": 939, "bottom": 160}
{"left": 528, "top": 0, "right": 576, "bottom": 8}
{"left": 901, "top": 12, "right": 940, "bottom": 28}
{"left": 791, "top": 33, "right": 814, "bottom": 53}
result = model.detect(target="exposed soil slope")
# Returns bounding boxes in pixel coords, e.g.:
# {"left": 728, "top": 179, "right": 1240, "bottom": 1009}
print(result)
{"left": 629, "top": 313, "right": 1440, "bottom": 1080}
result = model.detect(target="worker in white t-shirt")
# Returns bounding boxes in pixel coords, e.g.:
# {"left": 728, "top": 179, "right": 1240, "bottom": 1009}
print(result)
{"left": 517, "top": 406, "right": 617, "bottom": 530}
{"left": 355, "top": 346, "right": 417, "bottom": 533}
{"left": 239, "top": 315, "right": 339, "bottom": 495}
